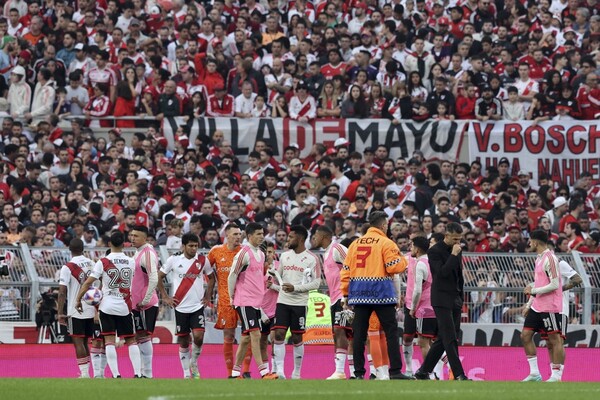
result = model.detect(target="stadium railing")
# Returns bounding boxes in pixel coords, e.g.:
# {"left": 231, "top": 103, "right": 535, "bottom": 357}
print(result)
{"left": 2, "top": 245, "right": 597, "bottom": 326}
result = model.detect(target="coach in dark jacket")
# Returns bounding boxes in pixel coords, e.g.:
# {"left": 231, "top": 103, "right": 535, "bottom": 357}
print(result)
{"left": 415, "top": 222, "right": 469, "bottom": 380}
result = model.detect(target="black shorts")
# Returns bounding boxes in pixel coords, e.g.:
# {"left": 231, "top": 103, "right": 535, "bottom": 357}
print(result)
{"left": 331, "top": 299, "right": 353, "bottom": 336}
{"left": 98, "top": 311, "right": 135, "bottom": 338}
{"left": 92, "top": 322, "right": 102, "bottom": 340}
{"left": 541, "top": 314, "right": 568, "bottom": 340}
{"left": 416, "top": 317, "right": 438, "bottom": 338}
{"left": 403, "top": 306, "right": 417, "bottom": 336}
{"left": 235, "top": 306, "right": 262, "bottom": 335}
{"left": 261, "top": 318, "right": 274, "bottom": 336}
{"left": 175, "top": 308, "right": 205, "bottom": 336}
{"left": 273, "top": 303, "right": 306, "bottom": 334}
{"left": 133, "top": 306, "right": 159, "bottom": 334}
{"left": 524, "top": 310, "right": 563, "bottom": 335}
{"left": 68, "top": 317, "right": 94, "bottom": 338}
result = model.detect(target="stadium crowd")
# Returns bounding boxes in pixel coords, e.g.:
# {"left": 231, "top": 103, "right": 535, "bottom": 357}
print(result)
{"left": 1, "top": 0, "right": 600, "bottom": 325}
{"left": 0, "top": 0, "right": 599, "bottom": 122}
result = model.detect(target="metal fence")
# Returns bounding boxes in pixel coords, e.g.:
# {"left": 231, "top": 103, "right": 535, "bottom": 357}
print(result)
{"left": 461, "top": 253, "right": 591, "bottom": 325}
{"left": 2, "top": 246, "right": 598, "bottom": 325}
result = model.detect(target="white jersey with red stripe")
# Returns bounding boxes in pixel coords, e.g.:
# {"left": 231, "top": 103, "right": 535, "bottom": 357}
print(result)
{"left": 161, "top": 253, "right": 214, "bottom": 313}
{"left": 132, "top": 243, "right": 160, "bottom": 310}
{"left": 58, "top": 255, "right": 96, "bottom": 318}
{"left": 91, "top": 252, "right": 136, "bottom": 316}
{"left": 289, "top": 95, "right": 317, "bottom": 120}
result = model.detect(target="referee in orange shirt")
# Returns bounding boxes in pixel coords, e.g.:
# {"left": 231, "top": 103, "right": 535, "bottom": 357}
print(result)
{"left": 341, "top": 211, "right": 412, "bottom": 380}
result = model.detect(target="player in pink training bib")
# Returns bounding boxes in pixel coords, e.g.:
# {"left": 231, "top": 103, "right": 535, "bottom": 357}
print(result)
{"left": 521, "top": 230, "right": 564, "bottom": 382}
{"left": 129, "top": 226, "right": 160, "bottom": 378}
{"left": 311, "top": 225, "right": 351, "bottom": 380}
{"left": 227, "top": 222, "right": 278, "bottom": 380}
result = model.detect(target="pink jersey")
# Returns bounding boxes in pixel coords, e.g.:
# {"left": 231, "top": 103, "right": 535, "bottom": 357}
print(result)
{"left": 412, "top": 256, "right": 435, "bottom": 319}
{"left": 404, "top": 254, "right": 418, "bottom": 310}
{"left": 532, "top": 249, "right": 562, "bottom": 313}
{"left": 131, "top": 244, "right": 160, "bottom": 310}
{"left": 323, "top": 242, "right": 348, "bottom": 304}
{"left": 262, "top": 261, "right": 279, "bottom": 318}
{"left": 232, "top": 245, "right": 265, "bottom": 308}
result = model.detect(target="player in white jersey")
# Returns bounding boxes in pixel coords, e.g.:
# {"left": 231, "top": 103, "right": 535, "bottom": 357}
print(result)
{"left": 129, "top": 226, "right": 160, "bottom": 378}
{"left": 75, "top": 231, "right": 141, "bottom": 378}
{"left": 158, "top": 233, "right": 216, "bottom": 379}
{"left": 310, "top": 225, "right": 352, "bottom": 380}
{"left": 272, "top": 225, "right": 322, "bottom": 379}
{"left": 57, "top": 239, "right": 96, "bottom": 378}
{"left": 540, "top": 258, "right": 582, "bottom": 379}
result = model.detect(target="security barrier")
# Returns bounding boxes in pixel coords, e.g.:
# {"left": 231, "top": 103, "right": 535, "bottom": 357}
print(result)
{"left": 1, "top": 246, "right": 597, "bottom": 326}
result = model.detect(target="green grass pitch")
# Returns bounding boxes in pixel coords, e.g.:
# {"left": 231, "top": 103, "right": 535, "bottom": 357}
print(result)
{"left": 3, "top": 379, "right": 600, "bottom": 400}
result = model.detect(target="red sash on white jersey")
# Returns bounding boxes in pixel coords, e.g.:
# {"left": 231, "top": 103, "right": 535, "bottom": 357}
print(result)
{"left": 101, "top": 258, "right": 132, "bottom": 311}
{"left": 297, "top": 100, "right": 312, "bottom": 117}
{"left": 522, "top": 80, "right": 535, "bottom": 96}
{"left": 66, "top": 262, "right": 86, "bottom": 284}
{"left": 397, "top": 184, "right": 414, "bottom": 204}
{"left": 173, "top": 255, "right": 206, "bottom": 304}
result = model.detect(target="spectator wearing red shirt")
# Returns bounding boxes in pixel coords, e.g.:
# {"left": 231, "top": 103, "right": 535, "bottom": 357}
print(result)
{"left": 559, "top": 198, "right": 584, "bottom": 233}
{"left": 455, "top": 83, "right": 477, "bottom": 119}
{"left": 565, "top": 222, "right": 585, "bottom": 251}
{"left": 206, "top": 86, "right": 234, "bottom": 117}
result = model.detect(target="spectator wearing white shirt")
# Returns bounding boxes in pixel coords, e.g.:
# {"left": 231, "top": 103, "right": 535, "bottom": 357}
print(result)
{"left": 330, "top": 158, "right": 351, "bottom": 198}
{"left": 25, "top": 68, "right": 55, "bottom": 125}
{"left": 7, "top": 66, "right": 30, "bottom": 119}
{"left": 234, "top": 81, "right": 257, "bottom": 118}
{"left": 65, "top": 71, "right": 89, "bottom": 116}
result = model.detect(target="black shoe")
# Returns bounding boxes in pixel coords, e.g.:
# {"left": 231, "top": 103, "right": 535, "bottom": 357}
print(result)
{"left": 414, "top": 371, "right": 430, "bottom": 380}
{"left": 242, "top": 372, "right": 251, "bottom": 379}
{"left": 455, "top": 374, "right": 471, "bottom": 381}
{"left": 349, "top": 376, "right": 357, "bottom": 380}
{"left": 369, "top": 373, "right": 377, "bottom": 380}
{"left": 354, "top": 375, "right": 364, "bottom": 380}
{"left": 115, "top": 375, "right": 121, "bottom": 379}
{"left": 134, "top": 375, "right": 141, "bottom": 378}
{"left": 390, "top": 373, "right": 415, "bottom": 380}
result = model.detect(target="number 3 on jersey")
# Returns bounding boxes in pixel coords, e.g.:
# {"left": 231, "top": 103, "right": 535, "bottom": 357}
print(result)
{"left": 356, "top": 246, "right": 372, "bottom": 268}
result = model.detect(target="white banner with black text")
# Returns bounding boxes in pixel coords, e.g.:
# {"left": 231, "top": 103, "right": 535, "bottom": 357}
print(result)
{"left": 468, "top": 120, "right": 600, "bottom": 186}
{"left": 163, "top": 117, "right": 468, "bottom": 163}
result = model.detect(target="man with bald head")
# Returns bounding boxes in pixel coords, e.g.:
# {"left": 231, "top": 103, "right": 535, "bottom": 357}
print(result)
{"left": 157, "top": 80, "right": 181, "bottom": 120}
{"left": 265, "top": 57, "right": 292, "bottom": 104}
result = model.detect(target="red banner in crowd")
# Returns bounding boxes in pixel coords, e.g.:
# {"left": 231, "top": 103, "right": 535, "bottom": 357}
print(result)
{"left": 164, "top": 117, "right": 468, "bottom": 163}
{"left": 469, "top": 121, "right": 600, "bottom": 186}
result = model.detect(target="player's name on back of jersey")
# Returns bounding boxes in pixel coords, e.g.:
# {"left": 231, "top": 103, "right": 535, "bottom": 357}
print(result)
{"left": 111, "top": 259, "right": 131, "bottom": 265}
{"left": 107, "top": 290, "right": 127, "bottom": 298}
